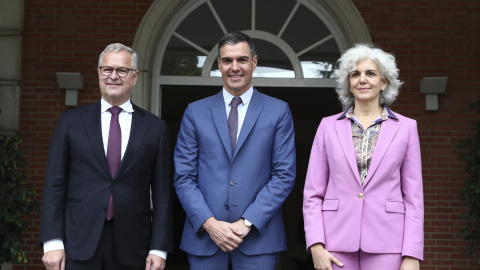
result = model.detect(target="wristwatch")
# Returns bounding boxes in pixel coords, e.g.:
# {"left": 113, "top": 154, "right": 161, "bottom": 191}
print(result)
{"left": 243, "top": 218, "right": 252, "bottom": 227}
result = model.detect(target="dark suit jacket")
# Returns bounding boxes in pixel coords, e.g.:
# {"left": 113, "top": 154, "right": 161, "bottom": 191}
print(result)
{"left": 174, "top": 89, "right": 296, "bottom": 256}
{"left": 39, "top": 101, "right": 173, "bottom": 267}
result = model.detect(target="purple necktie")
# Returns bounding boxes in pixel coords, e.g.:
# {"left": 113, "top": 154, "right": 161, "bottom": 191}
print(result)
{"left": 106, "top": 106, "right": 122, "bottom": 220}
{"left": 228, "top": 97, "right": 242, "bottom": 152}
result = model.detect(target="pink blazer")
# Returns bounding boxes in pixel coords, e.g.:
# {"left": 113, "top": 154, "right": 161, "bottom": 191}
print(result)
{"left": 303, "top": 111, "right": 424, "bottom": 260}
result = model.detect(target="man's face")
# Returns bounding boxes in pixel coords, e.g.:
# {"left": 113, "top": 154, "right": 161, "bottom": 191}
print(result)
{"left": 217, "top": 41, "right": 257, "bottom": 97}
{"left": 98, "top": 51, "right": 139, "bottom": 106}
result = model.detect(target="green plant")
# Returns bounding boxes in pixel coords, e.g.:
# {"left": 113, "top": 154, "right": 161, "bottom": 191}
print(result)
{"left": 457, "top": 95, "right": 480, "bottom": 264}
{"left": 0, "top": 135, "right": 38, "bottom": 264}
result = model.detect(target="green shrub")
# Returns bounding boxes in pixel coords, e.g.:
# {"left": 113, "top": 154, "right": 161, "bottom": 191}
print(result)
{"left": 0, "top": 135, "right": 38, "bottom": 264}
{"left": 457, "top": 96, "right": 480, "bottom": 264}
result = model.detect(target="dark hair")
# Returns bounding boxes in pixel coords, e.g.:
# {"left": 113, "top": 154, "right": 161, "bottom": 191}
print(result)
{"left": 217, "top": 32, "right": 256, "bottom": 58}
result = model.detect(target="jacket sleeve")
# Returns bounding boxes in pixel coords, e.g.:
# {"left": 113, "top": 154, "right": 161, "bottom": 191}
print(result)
{"left": 173, "top": 105, "right": 215, "bottom": 232}
{"left": 302, "top": 119, "right": 329, "bottom": 252}
{"left": 400, "top": 120, "right": 424, "bottom": 260}
{"left": 241, "top": 102, "right": 296, "bottom": 234}
{"left": 39, "top": 112, "right": 70, "bottom": 245}
{"left": 149, "top": 121, "right": 174, "bottom": 252}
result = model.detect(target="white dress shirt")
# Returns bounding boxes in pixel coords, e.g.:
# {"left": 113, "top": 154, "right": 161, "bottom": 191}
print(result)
{"left": 44, "top": 98, "right": 167, "bottom": 260}
{"left": 223, "top": 87, "right": 253, "bottom": 141}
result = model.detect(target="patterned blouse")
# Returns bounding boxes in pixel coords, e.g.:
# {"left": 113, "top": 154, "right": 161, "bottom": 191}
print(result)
{"left": 341, "top": 105, "right": 397, "bottom": 185}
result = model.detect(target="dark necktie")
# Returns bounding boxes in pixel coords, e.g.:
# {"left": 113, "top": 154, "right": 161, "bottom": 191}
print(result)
{"left": 106, "top": 106, "right": 122, "bottom": 220}
{"left": 228, "top": 97, "right": 242, "bottom": 152}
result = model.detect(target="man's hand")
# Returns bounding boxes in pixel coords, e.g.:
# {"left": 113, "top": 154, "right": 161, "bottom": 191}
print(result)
{"left": 203, "top": 217, "right": 243, "bottom": 252}
{"left": 145, "top": 254, "right": 166, "bottom": 270}
{"left": 310, "top": 243, "right": 343, "bottom": 270}
{"left": 400, "top": 256, "right": 420, "bottom": 270}
{"left": 229, "top": 219, "right": 252, "bottom": 239}
{"left": 42, "top": 249, "right": 66, "bottom": 270}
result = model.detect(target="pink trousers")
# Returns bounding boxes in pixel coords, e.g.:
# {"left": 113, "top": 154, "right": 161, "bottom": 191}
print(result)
{"left": 330, "top": 250, "right": 403, "bottom": 270}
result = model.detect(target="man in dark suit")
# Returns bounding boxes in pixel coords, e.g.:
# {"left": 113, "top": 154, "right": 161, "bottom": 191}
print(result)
{"left": 39, "top": 43, "right": 173, "bottom": 270}
{"left": 174, "top": 32, "right": 296, "bottom": 270}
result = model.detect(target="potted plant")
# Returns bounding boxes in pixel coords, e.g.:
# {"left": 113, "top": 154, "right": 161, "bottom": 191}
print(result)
{"left": 457, "top": 95, "right": 480, "bottom": 263}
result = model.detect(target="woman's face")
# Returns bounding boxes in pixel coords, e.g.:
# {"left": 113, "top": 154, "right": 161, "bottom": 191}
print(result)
{"left": 349, "top": 58, "right": 388, "bottom": 105}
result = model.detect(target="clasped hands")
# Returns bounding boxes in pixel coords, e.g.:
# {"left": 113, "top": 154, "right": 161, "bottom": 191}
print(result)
{"left": 202, "top": 217, "right": 252, "bottom": 252}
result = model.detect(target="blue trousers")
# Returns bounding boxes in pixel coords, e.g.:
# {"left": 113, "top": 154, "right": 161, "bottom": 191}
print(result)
{"left": 188, "top": 249, "right": 278, "bottom": 270}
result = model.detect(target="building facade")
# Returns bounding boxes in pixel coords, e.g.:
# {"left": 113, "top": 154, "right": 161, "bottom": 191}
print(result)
{"left": 1, "top": 0, "right": 479, "bottom": 269}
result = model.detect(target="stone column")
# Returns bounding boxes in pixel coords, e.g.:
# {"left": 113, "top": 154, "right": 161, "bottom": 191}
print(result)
{"left": 0, "top": 0, "right": 24, "bottom": 136}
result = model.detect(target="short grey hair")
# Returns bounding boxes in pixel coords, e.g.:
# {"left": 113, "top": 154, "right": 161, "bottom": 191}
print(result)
{"left": 98, "top": 43, "right": 138, "bottom": 70}
{"left": 334, "top": 43, "right": 402, "bottom": 106}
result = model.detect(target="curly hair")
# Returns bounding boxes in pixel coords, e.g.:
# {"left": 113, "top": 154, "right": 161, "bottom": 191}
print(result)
{"left": 334, "top": 43, "right": 403, "bottom": 106}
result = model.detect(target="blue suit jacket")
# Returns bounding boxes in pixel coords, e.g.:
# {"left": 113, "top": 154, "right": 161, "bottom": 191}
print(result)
{"left": 174, "top": 89, "right": 296, "bottom": 256}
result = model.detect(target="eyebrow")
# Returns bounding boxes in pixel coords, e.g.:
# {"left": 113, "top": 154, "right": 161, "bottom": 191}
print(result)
{"left": 352, "top": 69, "right": 378, "bottom": 73}
{"left": 220, "top": 55, "right": 250, "bottom": 61}
{"left": 100, "top": 66, "right": 133, "bottom": 70}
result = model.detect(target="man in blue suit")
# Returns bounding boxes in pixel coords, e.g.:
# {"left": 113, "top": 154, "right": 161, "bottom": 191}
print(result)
{"left": 174, "top": 32, "right": 296, "bottom": 270}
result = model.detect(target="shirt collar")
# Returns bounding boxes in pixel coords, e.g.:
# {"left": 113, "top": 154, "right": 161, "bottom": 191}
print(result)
{"left": 385, "top": 106, "right": 398, "bottom": 120}
{"left": 337, "top": 104, "right": 398, "bottom": 120}
{"left": 101, "top": 98, "right": 134, "bottom": 113}
{"left": 223, "top": 87, "right": 253, "bottom": 107}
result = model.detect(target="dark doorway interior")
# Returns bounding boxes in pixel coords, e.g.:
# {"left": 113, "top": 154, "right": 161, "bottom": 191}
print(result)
{"left": 161, "top": 85, "right": 341, "bottom": 270}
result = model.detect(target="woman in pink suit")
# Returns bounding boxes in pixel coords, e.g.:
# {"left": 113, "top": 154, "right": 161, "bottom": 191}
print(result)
{"left": 303, "top": 44, "right": 423, "bottom": 270}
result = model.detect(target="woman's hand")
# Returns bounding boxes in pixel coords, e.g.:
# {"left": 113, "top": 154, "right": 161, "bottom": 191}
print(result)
{"left": 310, "top": 243, "right": 344, "bottom": 270}
{"left": 400, "top": 256, "right": 420, "bottom": 270}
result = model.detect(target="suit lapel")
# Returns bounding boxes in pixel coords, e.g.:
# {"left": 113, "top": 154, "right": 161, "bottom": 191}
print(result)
{"left": 115, "top": 104, "right": 148, "bottom": 179}
{"left": 82, "top": 101, "right": 111, "bottom": 179}
{"left": 234, "top": 89, "right": 263, "bottom": 159}
{"left": 211, "top": 91, "right": 234, "bottom": 160}
{"left": 334, "top": 118, "right": 361, "bottom": 185}
{"left": 363, "top": 118, "right": 401, "bottom": 186}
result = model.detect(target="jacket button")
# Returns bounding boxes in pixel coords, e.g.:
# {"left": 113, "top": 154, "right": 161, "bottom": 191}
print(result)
{"left": 358, "top": 193, "right": 364, "bottom": 199}
{"left": 230, "top": 181, "right": 235, "bottom": 186}
{"left": 225, "top": 204, "right": 229, "bottom": 209}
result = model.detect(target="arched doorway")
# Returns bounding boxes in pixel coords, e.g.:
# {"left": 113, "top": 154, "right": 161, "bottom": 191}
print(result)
{"left": 132, "top": 0, "right": 371, "bottom": 110}
{"left": 133, "top": 0, "right": 371, "bottom": 269}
